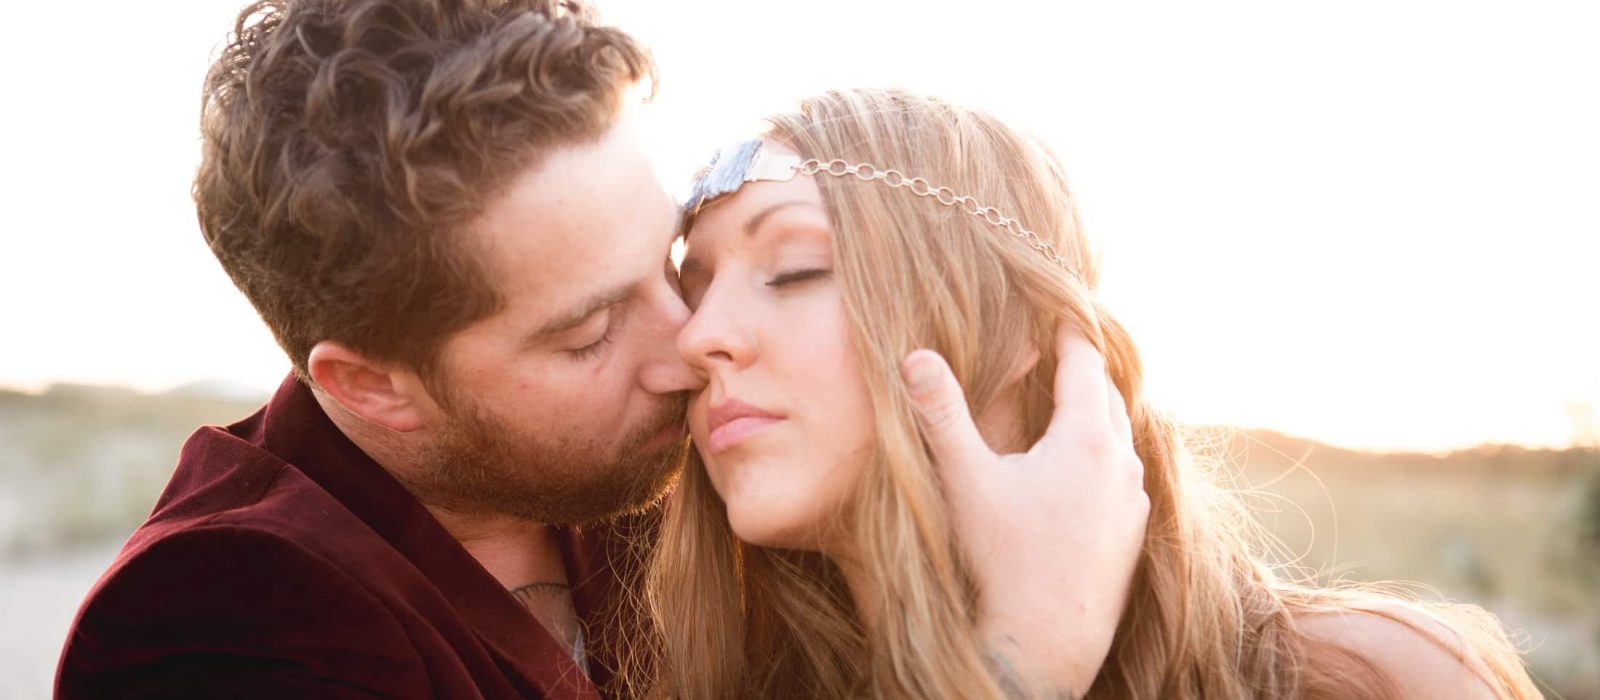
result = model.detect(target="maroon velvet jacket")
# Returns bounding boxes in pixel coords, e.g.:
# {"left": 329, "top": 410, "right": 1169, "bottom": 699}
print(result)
{"left": 56, "top": 375, "right": 650, "bottom": 699}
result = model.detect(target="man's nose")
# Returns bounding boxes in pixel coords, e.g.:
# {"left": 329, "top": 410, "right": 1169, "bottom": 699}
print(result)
{"left": 640, "top": 285, "right": 705, "bottom": 394}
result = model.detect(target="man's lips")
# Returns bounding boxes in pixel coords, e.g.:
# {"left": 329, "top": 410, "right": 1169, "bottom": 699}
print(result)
{"left": 704, "top": 399, "right": 784, "bottom": 455}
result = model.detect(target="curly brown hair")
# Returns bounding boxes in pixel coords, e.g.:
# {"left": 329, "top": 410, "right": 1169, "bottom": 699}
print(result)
{"left": 195, "top": 0, "right": 653, "bottom": 379}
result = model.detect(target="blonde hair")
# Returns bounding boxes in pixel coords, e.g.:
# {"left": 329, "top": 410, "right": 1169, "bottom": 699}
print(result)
{"left": 626, "top": 88, "right": 1540, "bottom": 699}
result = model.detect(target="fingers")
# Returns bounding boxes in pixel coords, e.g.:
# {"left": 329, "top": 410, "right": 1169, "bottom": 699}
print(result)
{"left": 1104, "top": 377, "right": 1146, "bottom": 487}
{"left": 902, "top": 348, "right": 993, "bottom": 490}
{"left": 1106, "top": 376, "right": 1134, "bottom": 452}
{"left": 1044, "top": 323, "right": 1113, "bottom": 445}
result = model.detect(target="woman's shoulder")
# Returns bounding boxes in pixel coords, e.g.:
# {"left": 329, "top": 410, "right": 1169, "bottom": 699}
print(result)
{"left": 1295, "top": 600, "right": 1510, "bottom": 699}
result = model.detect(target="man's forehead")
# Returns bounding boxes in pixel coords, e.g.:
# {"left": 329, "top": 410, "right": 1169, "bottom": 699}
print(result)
{"left": 483, "top": 206, "right": 675, "bottom": 325}
{"left": 482, "top": 215, "right": 678, "bottom": 351}
{"left": 468, "top": 131, "right": 678, "bottom": 301}
{"left": 514, "top": 207, "right": 678, "bottom": 342}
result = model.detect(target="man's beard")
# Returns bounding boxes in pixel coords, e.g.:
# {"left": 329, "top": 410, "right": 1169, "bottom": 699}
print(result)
{"left": 409, "top": 390, "right": 688, "bottom": 525}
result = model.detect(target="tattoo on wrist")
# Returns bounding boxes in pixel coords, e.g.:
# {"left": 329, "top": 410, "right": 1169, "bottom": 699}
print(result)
{"left": 985, "top": 637, "right": 1081, "bottom": 700}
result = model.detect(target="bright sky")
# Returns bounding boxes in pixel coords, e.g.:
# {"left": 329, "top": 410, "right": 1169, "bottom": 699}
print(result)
{"left": 1, "top": 1, "right": 1595, "bottom": 452}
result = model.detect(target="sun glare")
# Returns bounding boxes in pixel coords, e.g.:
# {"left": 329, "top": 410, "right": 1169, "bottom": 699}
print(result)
{"left": 2, "top": 0, "right": 1595, "bottom": 452}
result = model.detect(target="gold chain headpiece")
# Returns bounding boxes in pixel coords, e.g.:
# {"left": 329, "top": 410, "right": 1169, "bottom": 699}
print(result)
{"left": 795, "top": 158, "right": 1080, "bottom": 282}
{"left": 684, "top": 139, "right": 1081, "bottom": 282}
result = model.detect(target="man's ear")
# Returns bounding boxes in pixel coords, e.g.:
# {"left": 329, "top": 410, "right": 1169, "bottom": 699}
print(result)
{"left": 306, "top": 341, "right": 433, "bottom": 433}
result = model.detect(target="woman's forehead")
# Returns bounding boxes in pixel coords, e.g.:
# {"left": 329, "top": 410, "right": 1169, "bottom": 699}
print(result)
{"left": 685, "top": 172, "right": 827, "bottom": 242}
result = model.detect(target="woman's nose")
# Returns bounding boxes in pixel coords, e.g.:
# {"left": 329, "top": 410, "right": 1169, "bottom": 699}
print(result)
{"left": 676, "top": 281, "right": 756, "bottom": 374}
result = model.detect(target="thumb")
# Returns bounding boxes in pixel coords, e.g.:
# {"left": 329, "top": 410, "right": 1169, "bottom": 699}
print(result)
{"left": 902, "top": 349, "right": 993, "bottom": 488}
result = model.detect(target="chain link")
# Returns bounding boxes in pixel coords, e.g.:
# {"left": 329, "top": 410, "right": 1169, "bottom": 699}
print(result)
{"left": 798, "top": 159, "right": 1081, "bottom": 282}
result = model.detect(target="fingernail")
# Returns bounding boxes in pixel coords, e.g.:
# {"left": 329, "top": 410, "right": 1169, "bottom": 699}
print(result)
{"left": 905, "top": 354, "right": 940, "bottom": 396}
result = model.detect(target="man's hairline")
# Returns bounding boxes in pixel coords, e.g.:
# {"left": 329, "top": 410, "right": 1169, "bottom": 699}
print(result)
{"left": 393, "top": 107, "right": 675, "bottom": 368}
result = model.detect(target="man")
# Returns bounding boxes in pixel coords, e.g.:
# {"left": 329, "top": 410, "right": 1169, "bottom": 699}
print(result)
{"left": 56, "top": 1, "right": 1147, "bottom": 698}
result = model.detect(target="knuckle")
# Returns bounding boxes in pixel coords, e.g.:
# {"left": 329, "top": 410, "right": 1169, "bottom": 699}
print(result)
{"left": 1080, "top": 430, "right": 1113, "bottom": 460}
{"left": 1125, "top": 463, "right": 1147, "bottom": 490}
{"left": 1125, "top": 451, "right": 1147, "bottom": 477}
{"left": 922, "top": 397, "right": 960, "bottom": 425}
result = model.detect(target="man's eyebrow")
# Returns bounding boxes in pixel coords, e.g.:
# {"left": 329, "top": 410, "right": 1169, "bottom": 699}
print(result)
{"left": 532, "top": 282, "right": 635, "bottom": 339}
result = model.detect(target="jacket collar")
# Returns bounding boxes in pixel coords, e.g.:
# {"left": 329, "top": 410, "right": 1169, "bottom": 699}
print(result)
{"left": 234, "top": 374, "right": 607, "bottom": 699}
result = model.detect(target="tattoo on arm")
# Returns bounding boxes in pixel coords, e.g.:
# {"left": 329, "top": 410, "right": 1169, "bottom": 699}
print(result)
{"left": 985, "top": 636, "right": 1081, "bottom": 700}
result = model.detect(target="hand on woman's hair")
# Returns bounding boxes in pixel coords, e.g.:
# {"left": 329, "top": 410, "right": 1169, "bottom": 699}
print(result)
{"left": 902, "top": 324, "right": 1149, "bottom": 696}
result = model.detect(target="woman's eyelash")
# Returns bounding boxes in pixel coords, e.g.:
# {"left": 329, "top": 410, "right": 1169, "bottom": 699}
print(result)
{"left": 767, "top": 268, "right": 832, "bottom": 287}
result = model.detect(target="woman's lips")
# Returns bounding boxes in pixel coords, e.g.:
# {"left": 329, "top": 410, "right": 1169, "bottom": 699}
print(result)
{"left": 703, "top": 398, "right": 785, "bottom": 455}
{"left": 705, "top": 415, "right": 783, "bottom": 455}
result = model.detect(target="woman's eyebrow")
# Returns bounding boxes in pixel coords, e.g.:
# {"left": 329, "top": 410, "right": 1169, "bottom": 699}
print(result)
{"left": 680, "top": 200, "right": 829, "bottom": 279}
{"left": 743, "top": 200, "right": 826, "bottom": 238}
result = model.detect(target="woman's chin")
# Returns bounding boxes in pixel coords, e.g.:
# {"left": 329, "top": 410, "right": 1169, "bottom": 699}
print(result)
{"left": 724, "top": 499, "right": 817, "bottom": 551}
{"left": 711, "top": 457, "right": 858, "bottom": 552}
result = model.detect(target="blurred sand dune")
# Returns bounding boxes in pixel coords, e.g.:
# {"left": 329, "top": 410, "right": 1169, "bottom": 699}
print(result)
{"left": 2, "top": 385, "right": 1595, "bottom": 698}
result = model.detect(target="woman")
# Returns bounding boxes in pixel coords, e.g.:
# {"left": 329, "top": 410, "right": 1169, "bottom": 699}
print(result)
{"left": 636, "top": 88, "right": 1539, "bottom": 698}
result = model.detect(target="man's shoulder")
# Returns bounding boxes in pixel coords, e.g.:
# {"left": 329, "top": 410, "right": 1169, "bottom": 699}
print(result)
{"left": 74, "top": 424, "right": 415, "bottom": 644}
{"left": 139, "top": 424, "right": 378, "bottom": 555}
{"left": 83, "top": 523, "right": 374, "bottom": 618}
{"left": 57, "top": 419, "right": 476, "bottom": 698}
{"left": 58, "top": 522, "right": 431, "bottom": 697}
{"left": 144, "top": 424, "right": 307, "bottom": 524}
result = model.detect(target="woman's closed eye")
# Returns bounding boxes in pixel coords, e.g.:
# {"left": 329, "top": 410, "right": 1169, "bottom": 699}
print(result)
{"left": 767, "top": 268, "right": 832, "bottom": 288}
